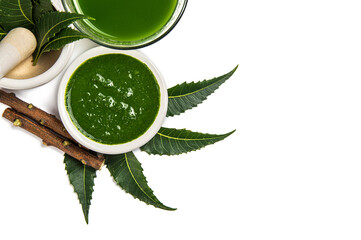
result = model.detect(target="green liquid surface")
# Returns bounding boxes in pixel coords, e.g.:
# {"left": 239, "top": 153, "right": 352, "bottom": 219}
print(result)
{"left": 74, "top": 0, "right": 178, "bottom": 41}
{"left": 65, "top": 54, "right": 160, "bottom": 145}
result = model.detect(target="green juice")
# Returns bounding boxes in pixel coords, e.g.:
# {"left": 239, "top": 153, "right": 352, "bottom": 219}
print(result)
{"left": 73, "top": 0, "right": 178, "bottom": 41}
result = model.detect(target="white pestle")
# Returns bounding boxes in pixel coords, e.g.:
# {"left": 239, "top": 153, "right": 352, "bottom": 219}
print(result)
{"left": 0, "top": 27, "right": 37, "bottom": 79}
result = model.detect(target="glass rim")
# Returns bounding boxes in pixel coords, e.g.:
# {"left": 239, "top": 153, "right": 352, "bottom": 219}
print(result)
{"left": 61, "top": 0, "right": 188, "bottom": 49}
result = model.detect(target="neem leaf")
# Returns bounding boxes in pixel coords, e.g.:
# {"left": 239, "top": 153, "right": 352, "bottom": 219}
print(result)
{"left": 0, "top": 0, "right": 34, "bottom": 31}
{"left": 0, "top": 27, "right": 6, "bottom": 41}
{"left": 64, "top": 154, "right": 96, "bottom": 224}
{"left": 167, "top": 66, "right": 238, "bottom": 117}
{"left": 105, "top": 152, "right": 175, "bottom": 211}
{"left": 32, "top": 0, "right": 54, "bottom": 21}
{"left": 33, "top": 11, "right": 89, "bottom": 64}
{"left": 39, "top": 27, "right": 88, "bottom": 55}
{"left": 140, "top": 127, "right": 236, "bottom": 156}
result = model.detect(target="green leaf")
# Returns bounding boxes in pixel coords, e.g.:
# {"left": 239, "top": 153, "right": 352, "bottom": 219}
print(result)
{"left": 33, "top": 11, "right": 89, "bottom": 64}
{"left": 105, "top": 152, "right": 175, "bottom": 211}
{"left": 0, "top": 26, "right": 6, "bottom": 41}
{"left": 140, "top": 127, "right": 236, "bottom": 155}
{"left": 64, "top": 154, "right": 97, "bottom": 224}
{"left": 38, "top": 27, "right": 88, "bottom": 56}
{"left": 0, "top": 0, "right": 34, "bottom": 31}
{"left": 32, "top": 0, "right": 54, "bottom": 21}
{"left": 167, "top": 66, "right": 238, "bottom": 117}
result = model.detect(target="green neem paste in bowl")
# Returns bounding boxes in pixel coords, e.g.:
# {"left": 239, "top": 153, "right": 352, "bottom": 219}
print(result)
{"left": 66, "top": 54, "right": 160, "bottom": 145}
{"left": 58, "top": 47, "right": 167, "bottom": 154}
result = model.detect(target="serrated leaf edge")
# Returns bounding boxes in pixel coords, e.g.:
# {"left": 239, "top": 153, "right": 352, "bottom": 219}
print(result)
{"left": 33, "top": 14, "right": 89, "bottom": 63}
{"left": 141, "top": 129, "right": 236, "bottom": 156}
{"left": 167, "top": 66, "right": 238, "bottom": 117}
{"left": 168, "top": 65, "right": 238, "bottom": 99}
{"left": 124, "top": 153, "right": 161, "bottom": 205}
{"left": 39, "top": 32, "right": 88, "bottom": 55}
{"left": 38, "top": 16, "right": 83, "bottom": 47}
{"left": 64, "top": 155, "right": 96, "bottom": 224}
{"left": 81, "top": 165, "right": 88, "bottom": 223}
{"left": 106, "top": 153, "right": 176, "bottom": 211}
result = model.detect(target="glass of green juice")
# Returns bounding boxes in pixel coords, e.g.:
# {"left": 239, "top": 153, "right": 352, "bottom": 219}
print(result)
{"left": 61, "top": 0, "right": 187, "bottom": 49}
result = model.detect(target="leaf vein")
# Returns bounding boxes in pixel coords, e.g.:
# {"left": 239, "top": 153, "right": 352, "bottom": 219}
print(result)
{"left": 125, "top": 153, "right": 159, "bottom": 205}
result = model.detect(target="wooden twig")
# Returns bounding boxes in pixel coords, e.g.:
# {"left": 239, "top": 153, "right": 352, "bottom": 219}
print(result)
{"left": 0, "top": 90, "right": 74, "bottom": 141}
{"left": 2, "top": 108, "right": 104, "bottom": 170}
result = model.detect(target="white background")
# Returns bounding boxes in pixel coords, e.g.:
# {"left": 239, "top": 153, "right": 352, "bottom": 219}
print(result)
{"left": 1, "top": 0, "right": 361, "bottom": 239}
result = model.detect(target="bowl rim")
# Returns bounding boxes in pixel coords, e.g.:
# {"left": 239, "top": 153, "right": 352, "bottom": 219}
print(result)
{"left": 57, "top": 46, "right": 168, "bottom": 154}
{"left": 0, "top": 43, "right": 74, "bottom": 90}
{"left": 61, "top": 0, "right": 188, "bottom": 49}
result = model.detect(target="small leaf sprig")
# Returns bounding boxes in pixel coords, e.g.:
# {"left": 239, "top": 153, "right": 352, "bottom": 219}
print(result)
{"left": 33, "top": 11, "right": 89, "bottom": 64}
{"left": 0, "top": 0, "right": 91, "bottom": 65}
{"left": 64, "top": 66, "right": 238, "bottom": 223}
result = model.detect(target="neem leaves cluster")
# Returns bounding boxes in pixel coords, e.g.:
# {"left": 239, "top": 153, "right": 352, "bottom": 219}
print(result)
{"left": 0, "top": 0, "right": 90, "bottom": 64}
{"left": 65, "top": 67, "right": 237, "bottom": 223}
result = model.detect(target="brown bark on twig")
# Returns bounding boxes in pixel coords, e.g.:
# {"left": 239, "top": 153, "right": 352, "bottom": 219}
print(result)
{"left": 2, "top": 108, "right": 104, "bottom": 170}
{"left": 0, "top": 90, "right": 74, "bottom": 141}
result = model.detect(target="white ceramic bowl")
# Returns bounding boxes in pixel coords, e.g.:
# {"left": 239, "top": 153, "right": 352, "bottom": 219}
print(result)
{"left": 0, "top": 44, "right": 74, "bottom": 90}
{"left": 58, "top": 46, "right": 168, "bottom": 154}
